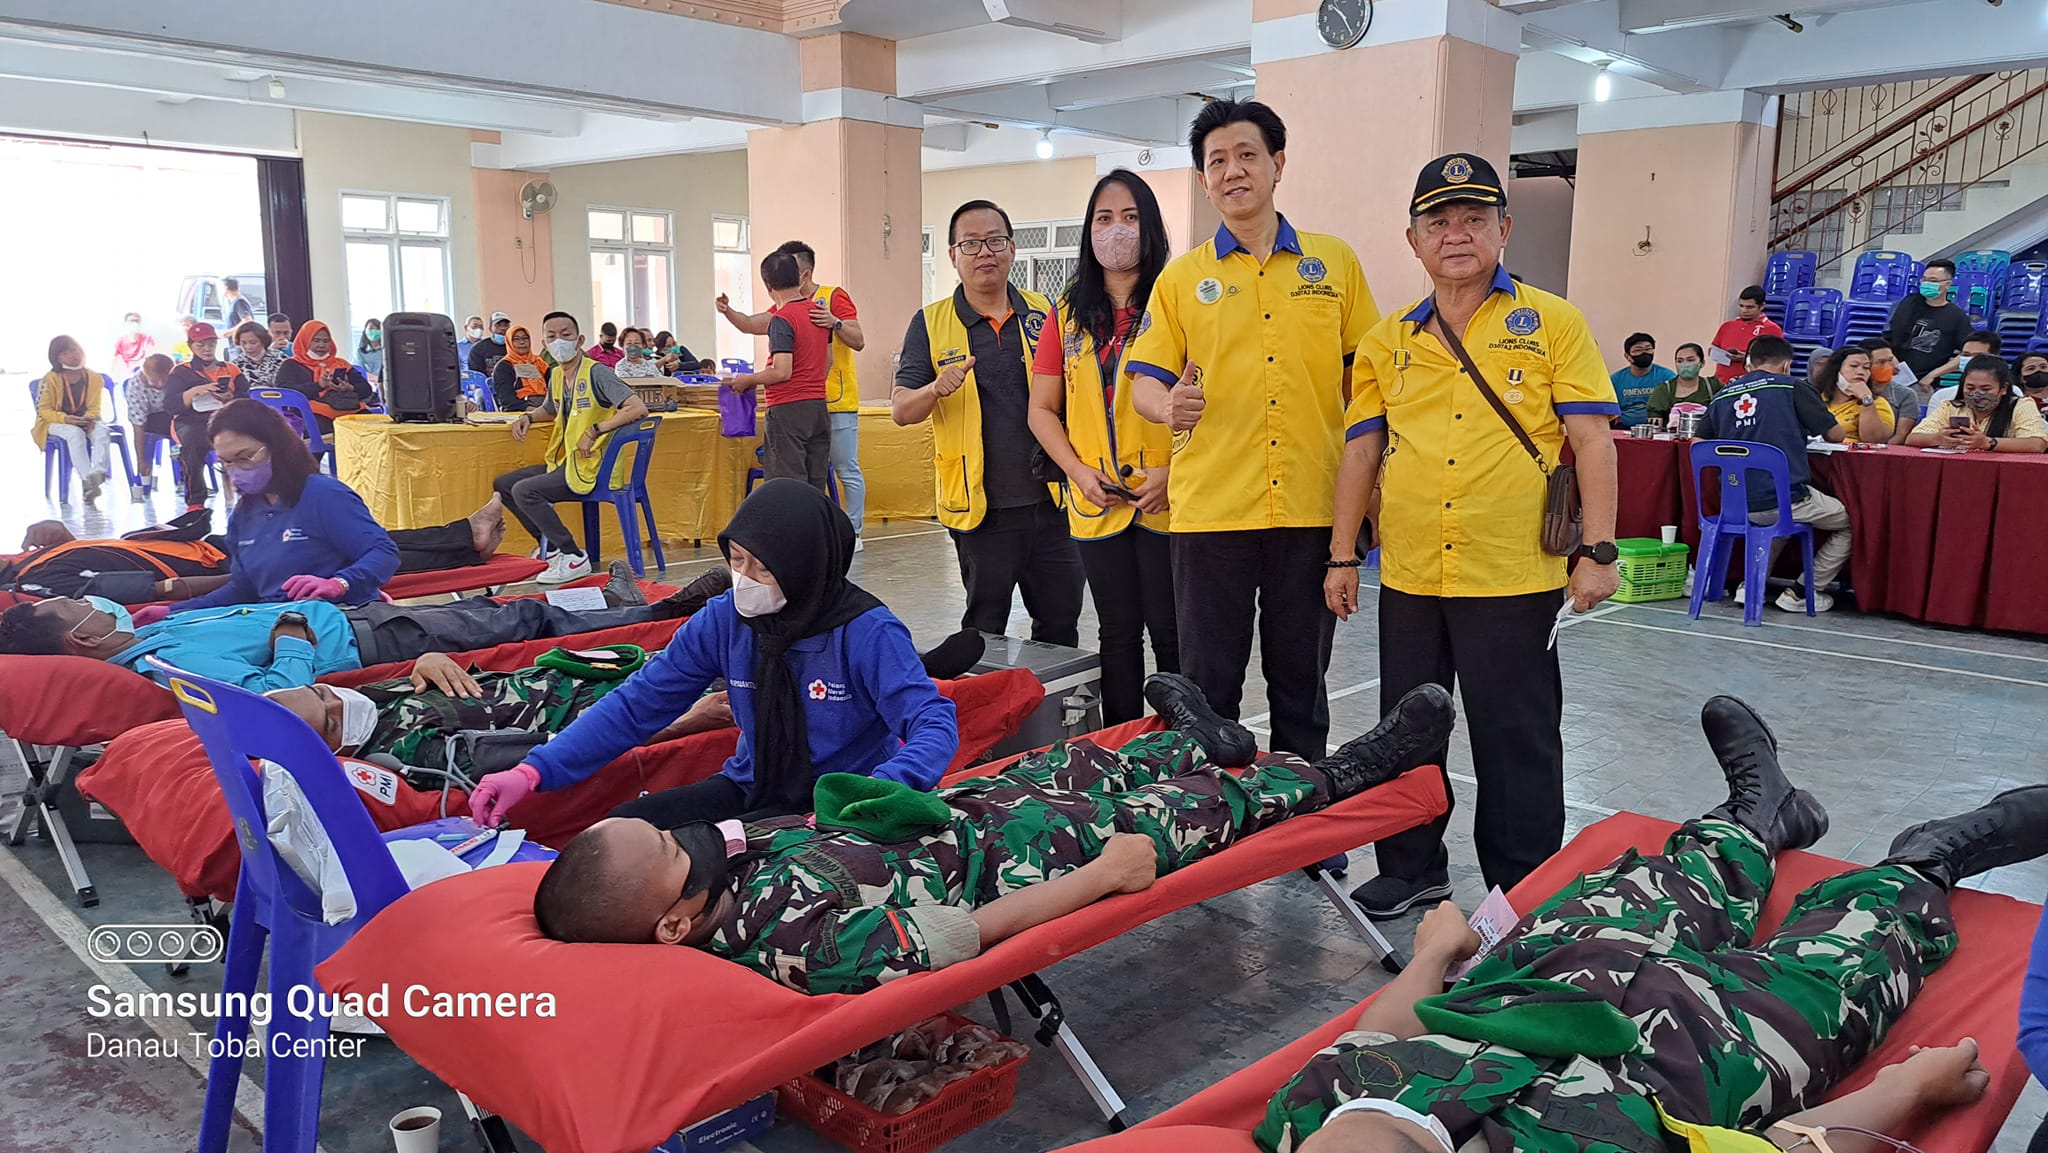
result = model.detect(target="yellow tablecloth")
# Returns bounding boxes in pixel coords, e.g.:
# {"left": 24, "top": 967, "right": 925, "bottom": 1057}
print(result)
{"left": 857, "top": 405, "right": 935, "bottom": 522}
{"left": 335, "top": 412, "right": 760, "bottom": 555}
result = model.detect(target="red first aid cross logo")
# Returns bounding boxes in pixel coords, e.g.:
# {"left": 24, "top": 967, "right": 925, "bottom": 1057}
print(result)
{"left": 808, "top": 679, "right": 828, "bottom": 701}
{"left": 1734, "top": 393, "right": 1758, "bottom": 420}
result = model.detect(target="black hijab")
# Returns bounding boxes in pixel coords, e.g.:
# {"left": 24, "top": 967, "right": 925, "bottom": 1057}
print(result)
{"left": 717, "top": 478, "right": 884, "bottom": 814}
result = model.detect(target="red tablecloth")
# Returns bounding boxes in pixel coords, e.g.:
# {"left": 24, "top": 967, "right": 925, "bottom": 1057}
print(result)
{"left": 1625, "top": 438, "right": 2048, "bottom": 635}
{"left": 1607, "top": 431, "right": 1685, "bottom": 543}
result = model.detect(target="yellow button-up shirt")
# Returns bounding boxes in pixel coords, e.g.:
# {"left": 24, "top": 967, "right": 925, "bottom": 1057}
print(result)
{"left": 1346, "top": 266, "right": 1616, "bottom": 597}
{"left": 1125, "top": 216, "right": 1379, "bottom": 533}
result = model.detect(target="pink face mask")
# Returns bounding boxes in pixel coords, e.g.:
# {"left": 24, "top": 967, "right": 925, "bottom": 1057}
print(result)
{"left": 1092, "top": 223, "right": 1141, "bottom": 272}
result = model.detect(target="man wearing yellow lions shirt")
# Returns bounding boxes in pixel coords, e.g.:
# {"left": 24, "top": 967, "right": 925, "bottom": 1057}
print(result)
{"left": 1325, "top": 153, "right": 1620, "bottom": 918}
{"left": 1126, "top": 99, "right": 1378, "bottom": 765}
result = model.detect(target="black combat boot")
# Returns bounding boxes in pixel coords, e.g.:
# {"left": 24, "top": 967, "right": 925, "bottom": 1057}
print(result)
{"left": 1143, "top": 673, "right": 1257, "bottom": 768}
{"left": 1882, "top": 785, "right": 2048, "bottom": 889}
{"left": 1700, "top": 695, "right": 1828, "bottom": 855}
{"left": 1313, "top": 684, "right": 1456, "bottom": 801}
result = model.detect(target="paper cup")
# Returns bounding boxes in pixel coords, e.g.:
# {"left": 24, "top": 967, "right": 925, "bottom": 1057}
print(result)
{"left": 389, "top": 1106, "right": 442, "bottom": 1153}
{"left": 1660, "top": 525, "right": 1678, "bottom": 546}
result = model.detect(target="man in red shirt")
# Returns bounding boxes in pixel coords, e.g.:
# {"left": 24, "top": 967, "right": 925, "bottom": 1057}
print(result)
{"left": 728, "top": 250, "right": 832, "bottom": 493}
{"left": 1710, "top": 284, "right": 1785, "bottom": 377}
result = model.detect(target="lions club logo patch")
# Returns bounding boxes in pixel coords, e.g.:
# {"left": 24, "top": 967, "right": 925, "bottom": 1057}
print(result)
{"left": 1297, "top": 256, "right": 1327, "bottom": 284}
{"left": 1136, "top": 310, "right": 1153, "bottom": 336}
{"left": 1503, "top": 307, "right": 1542, "bottom": 336}
{"left": 1196, "top": 278, "right": 1223, "bottom": 305}
{"left": 808, "top": 679, "right": 829, "bottom": 701}
{"left": 1024, "top": 310, "right": 1046, "bottom": 340}
{"left": 1443, "top": 156, "right": 1474, "bottom": 184}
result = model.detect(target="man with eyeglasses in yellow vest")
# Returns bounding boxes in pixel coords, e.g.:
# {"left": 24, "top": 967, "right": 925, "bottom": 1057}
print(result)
{"left": 892, "top": 200, "right": 1084, "bottom": 647}
{"left": 717, "top": 239, "right": 869, "bottom": 548}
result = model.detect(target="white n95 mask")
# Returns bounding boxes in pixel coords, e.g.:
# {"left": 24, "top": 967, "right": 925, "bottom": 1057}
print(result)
{"left": 731, "top": 571, "right": 787, "bottom": 618}
{"left": 546, "top": 337, "right": 581, "bottom": 363}
{"left": 1324, "top": 1097, "right": 1457, "bottom": 1152}
{"left": 330, "top": 685, "right": 379, "bottom": 751}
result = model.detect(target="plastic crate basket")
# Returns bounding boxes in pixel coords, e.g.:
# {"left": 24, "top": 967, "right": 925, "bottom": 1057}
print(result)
{"left": 778, "top": 1013, "right": 1027, "bottom": 1153}
{"left": 1613, "top": 538, "right": 1689, "bottom": 603}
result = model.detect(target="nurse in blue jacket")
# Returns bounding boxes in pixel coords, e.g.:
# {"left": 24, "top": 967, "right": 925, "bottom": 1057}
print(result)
{"left": 469, "top": 478, "right": 959, "bottom": 827}
{"left": 150, "top": 398, "right": 399, "bottom": 621}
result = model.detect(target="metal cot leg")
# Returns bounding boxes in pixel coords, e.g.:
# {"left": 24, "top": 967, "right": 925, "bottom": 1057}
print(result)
{"left": 990, "top": 974, "right": 1131, "bottom": 1131}
{"left": 1304, "top": 864, "right": 1405, "bottom": 974}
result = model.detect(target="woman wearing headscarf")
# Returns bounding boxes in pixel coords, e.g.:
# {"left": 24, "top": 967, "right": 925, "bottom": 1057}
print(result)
{"left": 489, "top": 324, "right": 551, "bottom": 411}
{"left": 467, "top": 478, "right": 959, "bottom": 829}
{"left": 274, "top": 320, "right": 374, "bottom": 433}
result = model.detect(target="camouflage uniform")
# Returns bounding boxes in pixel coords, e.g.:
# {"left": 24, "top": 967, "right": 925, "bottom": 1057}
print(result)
{"left": 352, "top": 668, "right": 627, "bottom": 789}
{"left": 1256, "top": 818, "right": 1956, "bottom": 1153}
{"left": 708, "top": 730, "right": 1331, "bottom": 995}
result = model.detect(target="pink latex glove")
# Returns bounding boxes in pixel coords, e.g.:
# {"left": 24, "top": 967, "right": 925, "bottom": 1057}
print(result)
{"left": 281, "top": 574, "right": 347, "bottom": 601}
{"left": 131, "top": 603, "right": 172, "bottom": 629}
{"left": 469, "top": 764, "right": 540, "bottom": 828}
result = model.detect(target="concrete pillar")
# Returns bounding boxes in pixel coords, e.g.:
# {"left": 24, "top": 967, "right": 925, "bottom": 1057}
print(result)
{"left": 1568, "top": 90, "right": 1779, "bottom": 375}
{"left": 468, "top": 131, "right": 556, "bottom": 325}
{"left": 1251, "top": 0, "right": 1521, "bottom": 306}
{"left": 746, "top": 32, "right": 923, "bottom": 400}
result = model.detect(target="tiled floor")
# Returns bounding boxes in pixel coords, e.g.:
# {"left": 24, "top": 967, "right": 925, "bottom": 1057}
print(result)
{"left": 1, "top": 378, "right": 2043, "bottom": 1152}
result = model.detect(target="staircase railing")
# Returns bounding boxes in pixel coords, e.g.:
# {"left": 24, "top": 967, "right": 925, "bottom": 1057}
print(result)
{"left": 1774, "top": 73, "right": 1988, "bottom": 201}
{"left": 1771, "top": 69, "right": 2048, "bottom": 270}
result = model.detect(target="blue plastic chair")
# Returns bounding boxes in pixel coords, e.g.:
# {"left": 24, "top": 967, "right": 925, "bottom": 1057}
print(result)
{"left": 1850, "top": 251, "right": 1921, "bottom": 303}
{"left": 580, "top": 417, "right": 668, "bottom": 576}
{"left": 721, "top": 358, "right": 754, "bottom": 375}
{"left": 746, "top": 444, "right": 841, "bottom": 506}
{"left": 1955, "top": 270, "right": 2002, "bottom": 325}
{"left": 1781, "top": 288, "right": 1845, "bottom": 344}
{"left": 30, "top": 378, "right": 73, "bottom": 499}
{"left": 1686, "top": 440, "right": 1816, "bottom": 627}
{"left": 100, "top": 374, "right": 140, "bottom": 490}
{"left": 461, "top": 369, "right": 496, "bottom": 412}
{"left": 154, "top": 660, "right": 412, "bottom": 1153}
{"left": 1763, "top": 251, "right": 1818, "bottom": 300}
{"left": 252, "top": 388, "right": 337, "bottom": 476}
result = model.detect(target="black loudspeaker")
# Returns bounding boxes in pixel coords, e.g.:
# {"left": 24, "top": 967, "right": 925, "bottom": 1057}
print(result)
{"left": 383, "top": 312, "right": 462, "bottom": 422}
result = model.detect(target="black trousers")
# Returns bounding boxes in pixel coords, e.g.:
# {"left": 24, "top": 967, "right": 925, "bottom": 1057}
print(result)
{"left": 949, "top": 502, "right": 1084, "bottom": 647}
{"left": 172, "top": 412, "right": 213, "bottom": 502}
{"left": 2029, "top": 1114, "right": 2048, "bottom": 1153}
{"left": 1170, "top": 527, "right": 1334, "bottom": 760}
{"left": 347, "top": 597, "right": 657, "bottom": 667}
{"left": 764, "top": 399, "right": 831, "bottom": 495}
{"left": 492, "top": 464, "right": 583, "bottom": 554}
{"left": 1077, "top": 528, "right": 1179, "bottom": 725}
{"left": 390, "top": 521, "right": 484, "bottom": 573}
{"left": 1373, "top": 585, "right": 1565, "bottom": 893}
{"left": 611, "top": 773, "right": 747, "bottom": 827}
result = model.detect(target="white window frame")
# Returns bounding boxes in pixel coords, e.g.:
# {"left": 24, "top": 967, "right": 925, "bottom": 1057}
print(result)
{"left": 588, "top": 205, "right": 676, "bottom": 335}
{"left": 339, "top": 191, "right": 453, "bottom": 337}
{"left": 711, "top": 214, "right": 754, "bottom": 364}
{"left": 1006, "top": 218, "right": 1083, "bottom": 298}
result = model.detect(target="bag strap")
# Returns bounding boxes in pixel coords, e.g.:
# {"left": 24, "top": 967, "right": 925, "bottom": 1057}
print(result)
{"left": 1427, "top": 298, "right": 1548, "bottom": 477}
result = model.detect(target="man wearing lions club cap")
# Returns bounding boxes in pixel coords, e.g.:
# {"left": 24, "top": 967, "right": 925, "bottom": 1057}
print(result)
{"left": 1326, "top": 152, "right": 1620, "bottom": 914}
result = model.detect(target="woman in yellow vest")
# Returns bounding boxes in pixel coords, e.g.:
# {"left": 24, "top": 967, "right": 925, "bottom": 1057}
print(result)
{"left": 1027, "top": 171, "right": 1180, "bottom": 724}
{"left": 492, "top": 310, "right": 650, "bottom": 585}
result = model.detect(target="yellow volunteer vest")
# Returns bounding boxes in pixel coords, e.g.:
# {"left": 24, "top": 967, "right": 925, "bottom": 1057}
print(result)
{"left": 1058, "top": 314, "right": 1172, "bottom": 538}
{"left": 542, "top": 356, "right": 621, "bottom": 495}
{"left": 817, "top": 284, "right": 860, "bottom": 413}
{"left": 1652, "top": 1104, "right": 1783, "bottom": 1153}
{"left": 923, "top": 288, "right": 1057, "bottom": 531}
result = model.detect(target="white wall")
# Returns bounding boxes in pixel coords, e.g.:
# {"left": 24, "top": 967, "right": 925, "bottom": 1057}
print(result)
{"left": 1506, "top": 175, "right": 1575, "bottom": 296}
{"left": 922, "top": 157, "right": 1101, "bottom": 300}
{"left": 546, "top": 150, "right": 749, "bottom": 361}
{"left": 297, "top": 111, "right": 479, "bottom": 330}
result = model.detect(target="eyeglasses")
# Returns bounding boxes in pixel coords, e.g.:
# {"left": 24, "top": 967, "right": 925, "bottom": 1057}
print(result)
{"left": 218, "top": 445, "right": 271, "bottom": 470}
{"left": 952, "top": 237, "right": 1014, "bottom": 256}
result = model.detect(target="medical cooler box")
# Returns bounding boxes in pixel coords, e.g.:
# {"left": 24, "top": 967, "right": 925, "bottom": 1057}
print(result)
{"left": 972, "top": 634, "right": 1102, "bottom": 760}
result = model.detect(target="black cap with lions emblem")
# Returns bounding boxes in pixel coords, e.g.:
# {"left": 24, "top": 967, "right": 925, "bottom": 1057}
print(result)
{"left": 1411, "top": 152, "right": 1507, "bottom": 217}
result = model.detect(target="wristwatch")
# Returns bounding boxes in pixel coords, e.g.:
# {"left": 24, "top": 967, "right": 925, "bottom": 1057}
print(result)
{"left": 1574, "top": 540, "right": 1619, "bottom": 565}
{"left": 1858, "top": 394, "right": 1875, "bottom": 407}
{"left": 332, "top": 576, "right": 350, "bottom": 597}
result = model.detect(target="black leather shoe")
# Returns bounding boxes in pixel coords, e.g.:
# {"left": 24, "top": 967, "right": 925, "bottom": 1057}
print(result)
{"left": 1701, "top": 695, "right": 1828, "bottom": 855}
{"left": 1883, "top": 785, "right": 2048, "bottom": 889}
{"left": 1144, "top": 673, "right": 1256, "bottom": 768}
{"left": 1349, "top": 872, "right": 1454, "bottom": 921}
{"left": 654, "top": 566, "right": 734, "bottom": 620}
{"left": 1314, "top": 684, "right": 1455, "bottom": 800}
{"left": 603, "top": 560, "right": 647, "bottom": 608}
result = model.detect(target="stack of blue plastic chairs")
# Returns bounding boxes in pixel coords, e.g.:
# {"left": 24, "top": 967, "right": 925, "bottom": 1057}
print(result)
{"left": 2000, "top": 261, "right": 2048, "bottom": 352}
{"left": 1781, "top": 287, "right": 1846, "bottom": 376}
{"left": 1951, "top": 250, "right": 2011, "bottom": 328}
{"left": 1837, "top": 250, "right": 1918, "bottom": 351}
{"left": 1761, "top": 251, "right": 1818, "bottom": 328}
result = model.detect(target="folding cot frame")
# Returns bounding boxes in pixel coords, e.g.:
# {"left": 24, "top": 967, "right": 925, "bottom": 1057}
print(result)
{"left": 448, "top": 843, "right": 1418, "bottom": 1150}
{"left": 1, "top": 735, "right": 97, "bottom": 906}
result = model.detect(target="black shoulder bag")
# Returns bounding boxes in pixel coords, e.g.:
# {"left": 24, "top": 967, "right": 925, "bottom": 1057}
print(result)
{"left": 1428, "top": 300, "right": 1582, "bottom": 557}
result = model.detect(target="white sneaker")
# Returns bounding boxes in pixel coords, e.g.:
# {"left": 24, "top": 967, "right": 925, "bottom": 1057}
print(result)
{"left": 537, "top": 551, "right": 591, "bottom": 585}
{"left": 1776, "top": 587, "right": 1833, "bottom": 614}
{"left": 129, "top": 483, "right": 148, "bottom": 503}
{"left": 852, "top": 535, "right": 864, "bottom": 554}
{"left": 81, "top": 472, "right": 104, "bottom": 504}
{"left": 1732, "top": 583, "right": 1746, "bottom": 607}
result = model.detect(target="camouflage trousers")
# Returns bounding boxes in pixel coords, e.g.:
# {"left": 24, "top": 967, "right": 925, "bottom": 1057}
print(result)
{"left": 940, "top": 730, "right": 1328, "bottom": 905}
{"left": 1493, "top": 817, "right": 1957, "bottom": 1130}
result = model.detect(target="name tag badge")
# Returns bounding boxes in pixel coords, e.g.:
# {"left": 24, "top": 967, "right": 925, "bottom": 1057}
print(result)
{"left": 1196, "top": 278, "right": 1223, "bottom": 305}
{"left": 937, "top": 347, "right": 969, "bottom": 369}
